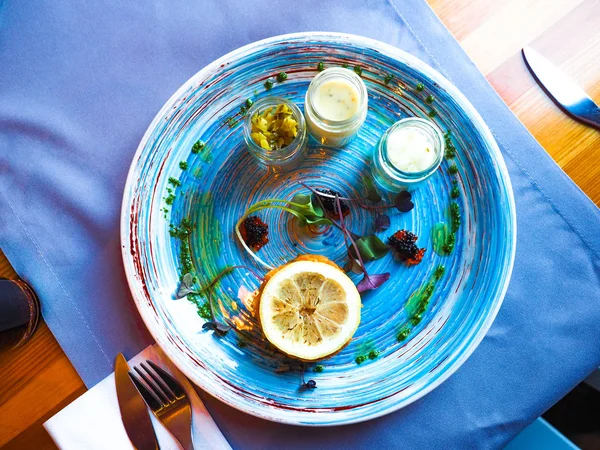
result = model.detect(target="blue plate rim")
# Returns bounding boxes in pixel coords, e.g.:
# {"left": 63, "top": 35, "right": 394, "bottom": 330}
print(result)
{"left": 120, "top": 31, "right": 517, "bottom": 426}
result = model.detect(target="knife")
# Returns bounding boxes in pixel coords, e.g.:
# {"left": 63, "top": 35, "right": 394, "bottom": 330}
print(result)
{"left": 522, "top": 46, "right": 600, "bottom": 130}
{"left": 115, "top": 353, "right": 160, "bottom": 450}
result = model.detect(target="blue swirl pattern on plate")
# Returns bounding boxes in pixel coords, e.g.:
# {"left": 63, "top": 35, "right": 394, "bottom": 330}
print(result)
{"left": 121, "top": 33, "right": 516, "bottom": 426}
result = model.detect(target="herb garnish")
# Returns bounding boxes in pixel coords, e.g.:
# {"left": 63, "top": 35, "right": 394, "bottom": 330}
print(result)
{"left": 225, "top": 117, "right": 238, "bottom": 128}
{"left": 451, "top": 183, "right": 460, "bottom": 199}
{"left": 302, "top": 182, "right": 414, "bottom": 214}
{"left": 317, "top": 61, "right": 324, "bottom": 72}
{"left": 179, "top": 161, "right": 188, "bottom": 170}
{"left": 427, "top": 109, "right": 437, "bottom": 118}
{"left": 425, "top": 94, "right": 434, "bottom": 104}
{"left": 235, "top": 195, "right": 331, "bottom": 270}
{"left": 431, "top": 130, "right": 462, "bottom": 254}
{"left": 335, "top": 195, "right": 390, "bottom": 293}
{"left": 191, "top": 140, "right": 205, "bottom": 154}
{"left": 236, "top": 178, "right": 421, "bottom": 295}
{"left": 384, "top": 74, "right": 394, "bottom": 85}
{"left": 276, "top": 72, "right": 288, "bottom": 82}
{"left": 175, "top": 265, "right": 264, "bottom": 336}
{"left": 397, "top": 327, "right": 410, "bottom": 342}
{"left": 404, "top": 264, "right": 446, "bottom": 328}
{"left": 355, "top": 348, "right": 381, "bottom": 364}
{"left": 368, "top": 349, "right": 380, "bottom": 359}
{"left": 444, "top": 130, "right": 456, "bottom": 159}
{"left": 264, "top": 78, "right": 274, "bottom": 90}
{"left": 353, "top": 65, "right": 363, "bottom": 76}
{"left": 416, "top": 82, "right": 425, "bottom": 92}
{"left": 164, "top": 193, "right": 175, "bottom": 205}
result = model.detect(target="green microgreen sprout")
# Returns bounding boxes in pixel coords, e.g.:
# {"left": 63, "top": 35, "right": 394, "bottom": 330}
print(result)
{"left": 235, "top": 196, "right": 331, "bottom": 270}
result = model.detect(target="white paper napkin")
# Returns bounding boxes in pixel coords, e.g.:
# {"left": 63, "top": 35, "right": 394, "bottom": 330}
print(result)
{"left": 44, "top": 344, "right": 232, "bottom": 450}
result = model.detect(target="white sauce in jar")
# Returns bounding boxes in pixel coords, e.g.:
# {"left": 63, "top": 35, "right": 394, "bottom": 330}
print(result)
{"left": 386, "top": 126, "right": 437, "bottom": 173}
{"left": 312, "top": 80, "right": 359, "bottom": 122}
{"left": 304, "top": 68, "right": 368, "bottom": 148}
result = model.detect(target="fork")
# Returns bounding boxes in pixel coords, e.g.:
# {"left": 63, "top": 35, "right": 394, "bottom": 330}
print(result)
{"left": 129, "top": 360, "right": 194, "bottom": 450}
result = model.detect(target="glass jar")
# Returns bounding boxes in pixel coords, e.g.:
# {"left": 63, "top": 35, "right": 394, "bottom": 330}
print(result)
{"left": 243, "top": 96, "right": 308, "bottom": 172}
{"left": 304, "top": 68, "right": 368, "bottom": 148}
{"left": 371, "top": 118, "right": 444, "bottom": 192}
{"left": 0, "top": 279, "right": 40, "bottom": 353}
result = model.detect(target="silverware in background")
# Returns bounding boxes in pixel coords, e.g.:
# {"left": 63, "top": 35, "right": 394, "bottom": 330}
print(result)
{"left": 130, "top": 359, "right": 195, "bottom": 450}
{"left": 115, "top": 353, "right": 159, "bottom": 450}
{"left": 522, "top": 46, "right": 600, "bottom": 130}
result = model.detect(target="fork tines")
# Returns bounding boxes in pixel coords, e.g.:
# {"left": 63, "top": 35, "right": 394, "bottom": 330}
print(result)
{"left": 128, "top": 360, "right": 186, "bottom": 412}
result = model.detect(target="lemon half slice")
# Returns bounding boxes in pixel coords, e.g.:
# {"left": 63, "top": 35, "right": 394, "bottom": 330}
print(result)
{"left": 259, "top": 256, "right": 361, "bottom": 361}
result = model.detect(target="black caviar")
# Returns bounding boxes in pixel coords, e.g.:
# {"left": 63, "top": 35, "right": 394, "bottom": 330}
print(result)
{"left": 240, "top": 216, "right": 269, "bottom": 251}
{"left": 388, "top": 230, "right": 425, "bottom": 265}
{"left": 316, "top": 189, "right": 350, "bottom": 216}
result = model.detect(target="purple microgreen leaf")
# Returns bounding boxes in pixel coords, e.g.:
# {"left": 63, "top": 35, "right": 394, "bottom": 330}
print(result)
{"left": 335, "top": 195, "right": 367, "bottom": 275}
{"left": 299, "top": 364, "right": 317, "bottom": 389}
{"left": 202, "top": 321, "right": 231, "bottom": 336}
{"left": 362, "top": 176, "right": 382, "bottom": 202}
{"left": 374, "top": 214, "right": 391, "bottom": 232}
{"left": 344, "top": 257, "right": 364, "bottom": 275}
{"left": 301, "top": 379, "right": 317, "bottom": 389}
{"left": 356, "top": 272, "right": 390, "bottom": 293}
{"left": 176, "top": 272, "right": 198, "bottom": 298}
{"left": 395, "top": 191, "right": 414, "bottom": 213}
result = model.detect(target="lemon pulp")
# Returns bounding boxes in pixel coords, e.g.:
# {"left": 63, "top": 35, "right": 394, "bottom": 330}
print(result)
{"left": 259, "top": 257, "right": 361, "bottom": 361}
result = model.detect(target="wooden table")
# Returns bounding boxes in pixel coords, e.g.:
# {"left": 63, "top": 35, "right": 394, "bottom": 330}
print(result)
{"left": 1, "top": 1, "right": 599, "bottom": 448}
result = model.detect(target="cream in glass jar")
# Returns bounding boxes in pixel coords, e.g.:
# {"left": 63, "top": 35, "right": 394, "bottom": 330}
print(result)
{"left": 304, "top": 68, "right": 368, "bottom": 147}
{"left": 371, "top": 118, "right": 444, "bottom": 192}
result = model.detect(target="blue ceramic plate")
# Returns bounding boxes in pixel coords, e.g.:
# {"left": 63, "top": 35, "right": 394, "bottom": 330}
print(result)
{"left": 121, "top": 32, "right": 516, "bottom": 426}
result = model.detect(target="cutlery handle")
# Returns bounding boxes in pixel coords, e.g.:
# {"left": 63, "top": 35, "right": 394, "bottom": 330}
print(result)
{"left": 174, "top": 432, "right": 194, "bottom": 450}
{"left": 166, "top": 404, "right": 194, "bottom": 450}
{"left": 577, "top": 107, "right": 600, "bottom": 130}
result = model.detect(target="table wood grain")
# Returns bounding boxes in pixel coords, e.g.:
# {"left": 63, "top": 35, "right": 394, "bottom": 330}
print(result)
{"left": 1, "top": 1, "right": 599, "bottom": 447}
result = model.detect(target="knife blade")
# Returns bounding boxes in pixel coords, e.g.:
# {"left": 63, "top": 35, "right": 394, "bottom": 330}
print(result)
{"left": 115, "top": 353, "right": 159, "bottom": 450}
{"left": 522, "top": 46, "right": 600, "bottom": 130}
